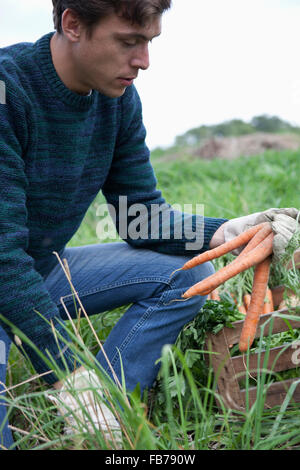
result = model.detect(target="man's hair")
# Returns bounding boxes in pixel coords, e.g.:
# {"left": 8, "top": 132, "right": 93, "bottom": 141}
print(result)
{"left": 52, "top": 0, "right": 172, "bottom": 37}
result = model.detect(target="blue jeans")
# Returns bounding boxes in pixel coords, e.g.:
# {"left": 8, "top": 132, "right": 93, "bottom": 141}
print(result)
{"left": 0, "top": 242, "right": 214, "bottom": 448}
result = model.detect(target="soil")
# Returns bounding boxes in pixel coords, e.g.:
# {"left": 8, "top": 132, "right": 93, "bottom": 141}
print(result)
{"left": 193, "top": 132, "right": 300, "bottom": 160}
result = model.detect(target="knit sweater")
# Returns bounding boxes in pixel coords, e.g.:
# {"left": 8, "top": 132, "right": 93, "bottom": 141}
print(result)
{"left": 0, "top": 32, "right": 227, "bottom": 383}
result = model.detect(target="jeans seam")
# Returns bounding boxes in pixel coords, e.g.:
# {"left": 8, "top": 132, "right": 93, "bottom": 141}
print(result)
{"left": 59, "top": 276, "right": 176, "bottom": 304}
{"left": 108, "top": 288, "right": 172, "bottom": 370}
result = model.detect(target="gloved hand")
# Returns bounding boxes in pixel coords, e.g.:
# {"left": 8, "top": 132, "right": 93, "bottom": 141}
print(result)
{"left": 46, "top": 368, "right": 122, "bottom": 448}
{"left": 222, "top": 207, "right": 300, "bottom": 260}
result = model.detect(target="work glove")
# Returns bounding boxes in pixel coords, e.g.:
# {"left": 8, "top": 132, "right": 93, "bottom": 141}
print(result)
{"left": 223, "top": 207, "right": 300, "bottom": 261}
{"left": 46, "top": 368, "right": 122, "bottom": 448}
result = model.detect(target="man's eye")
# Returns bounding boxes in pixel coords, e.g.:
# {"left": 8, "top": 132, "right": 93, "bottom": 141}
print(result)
{"left": 122, "top": 41, "right": 136, "bottom": 47}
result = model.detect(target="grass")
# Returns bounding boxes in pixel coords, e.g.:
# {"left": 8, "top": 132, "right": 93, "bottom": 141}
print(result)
{"left": 2, "top": 148, "right": 300, "bottom": 450}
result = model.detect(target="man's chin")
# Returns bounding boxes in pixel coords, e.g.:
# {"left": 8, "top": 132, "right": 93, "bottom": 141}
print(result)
{"left": 96, "top": 86, "right": 127, "bottom": 99}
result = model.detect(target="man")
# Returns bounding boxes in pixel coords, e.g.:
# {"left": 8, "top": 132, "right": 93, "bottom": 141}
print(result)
{"left": 0, "top": 0, "right": 298, "bottom": 448}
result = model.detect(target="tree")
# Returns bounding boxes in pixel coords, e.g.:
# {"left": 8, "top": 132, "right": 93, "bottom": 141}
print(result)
{"left": 251, "top": 115, "right": 293, "bottom": 133}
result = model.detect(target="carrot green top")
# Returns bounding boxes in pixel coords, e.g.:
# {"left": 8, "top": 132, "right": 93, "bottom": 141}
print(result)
{"left": 0, "top": 32, "right": 227, "bottom": 383}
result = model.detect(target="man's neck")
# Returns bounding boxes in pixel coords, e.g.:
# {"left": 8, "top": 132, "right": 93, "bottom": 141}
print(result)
{"left": 50, "top": 33, "right": 92, "bottom": 96}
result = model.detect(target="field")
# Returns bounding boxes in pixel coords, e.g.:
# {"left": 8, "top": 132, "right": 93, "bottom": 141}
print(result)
{"left": 3, "top": 148, "right": 300, "bottom": 450}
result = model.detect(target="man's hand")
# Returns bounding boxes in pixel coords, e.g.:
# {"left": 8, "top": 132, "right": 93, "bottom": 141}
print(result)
{"left": 255, "top": 208, "right": 299, "bottom": 261}
{"left": 209, "top": 212, "right": 262, "bottom": 250}
{"left": 47, "top": 367, "right": 122, "bottom": 447}
{"left": 210, "top": 211, "right": 261, "bottom": 252}
{"left": 209, "top": 221, "right": 227, "bottom": 249}
{"left": 210, "top": 208, "right": 300, "bottom": 261}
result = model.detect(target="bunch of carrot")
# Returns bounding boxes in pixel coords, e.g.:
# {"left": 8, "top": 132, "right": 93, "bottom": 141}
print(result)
{"left": 181, "top": 222, "right": 275, "bottom": 352}
{"left": 242, "top": 289, "right": 273, "bottom": 314}
{"left": 207, "top": 288, "right": 274, "bottom": 315}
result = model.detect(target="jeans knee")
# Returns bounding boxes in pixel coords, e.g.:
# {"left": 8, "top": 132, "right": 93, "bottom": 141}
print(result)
{"left": 171, "top": 261, "right": 215, "bottom": 292}
{"left": 166, "top": 260, "right": 215, "bottom": 316}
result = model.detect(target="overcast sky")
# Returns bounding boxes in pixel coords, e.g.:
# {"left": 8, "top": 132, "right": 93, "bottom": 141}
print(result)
{"left": 1, "top": 0, "right": 300, "bottom": 149}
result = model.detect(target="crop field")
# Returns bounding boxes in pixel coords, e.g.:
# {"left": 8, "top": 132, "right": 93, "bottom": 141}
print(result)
{"left": 3, "top": 148, "right": 300, "bottom": 450}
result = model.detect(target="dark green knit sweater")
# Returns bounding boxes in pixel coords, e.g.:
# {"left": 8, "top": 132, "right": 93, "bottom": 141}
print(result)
{"left": 0, "top": 32, "right": 227, "bottom": 383}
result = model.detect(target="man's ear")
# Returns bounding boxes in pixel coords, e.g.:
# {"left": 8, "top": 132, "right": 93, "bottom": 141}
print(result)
{"left": 61, "top": 8, "right": 83, "bottom": 42}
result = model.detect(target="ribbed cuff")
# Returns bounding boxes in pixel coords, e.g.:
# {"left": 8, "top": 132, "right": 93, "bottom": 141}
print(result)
{"left": 180, "top": 215, "right": 228, "bottom": 254}
{"left": 201, "top": 216, "right": 229, "bottom": 253}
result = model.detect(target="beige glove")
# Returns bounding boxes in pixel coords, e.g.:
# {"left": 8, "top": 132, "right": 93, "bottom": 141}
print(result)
{"left": 46, "top": 368, "right": 122, "bottom": 448}
{"left": 223, "top": 208, "right": 300, "bottom": 260}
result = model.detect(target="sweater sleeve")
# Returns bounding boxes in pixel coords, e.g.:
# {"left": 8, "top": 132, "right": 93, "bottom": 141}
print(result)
{"left": 102, "top": 86, "right": 228, "bottom": 255}
{"left": 0, "top": 77, "right": 75, "bottom": 384}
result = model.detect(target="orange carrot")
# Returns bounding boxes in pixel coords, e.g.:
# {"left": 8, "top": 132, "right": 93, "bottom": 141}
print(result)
{"left": 243, "top": 294, "right": 251, "bottom": 310}
{"left": 181, "top": 223, "right": 267, "bottom": 271}
{"left": 230, "top": 293, "right": 246, "bottom": 314}
{"left": 194, "top": 223, "right": 272, "bottom": 294}
{"left": 200, "top": 223, "right": 272, "bottom": 297}
{"left": 262, "top": 288, "right": 274, "bottom": 314}
{"left": 182, "top": 233, "right": 274, "bottom": 299}
{"left": 239, "top": 256, "right": 271, "bottom": 352}
{"left": 234, "top": 223, "right": 272, "bottom": 260}
{"left": 211, "top": 289, "right": 221, "bottom": 300}
{"left": 238, "top": 304, "right": 247, "bottom": 315}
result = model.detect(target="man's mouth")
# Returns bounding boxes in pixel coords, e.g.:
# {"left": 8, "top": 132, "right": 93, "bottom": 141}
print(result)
{"left": 117, "top": 77, "right": 136, "bottom": 86}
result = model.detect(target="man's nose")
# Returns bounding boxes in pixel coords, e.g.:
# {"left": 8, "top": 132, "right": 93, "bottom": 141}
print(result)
{"left": 130, "top": 45, "right": 150, "bottom": 71}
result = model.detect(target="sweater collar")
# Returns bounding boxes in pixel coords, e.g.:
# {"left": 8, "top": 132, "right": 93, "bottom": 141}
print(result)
{"left": 35, "top": 32, "right": 97, "bottom": 110}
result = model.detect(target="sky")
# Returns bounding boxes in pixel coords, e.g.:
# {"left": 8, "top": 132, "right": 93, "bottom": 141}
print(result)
{"left": 1, "top": 0, "right": 300, "bottom": 150}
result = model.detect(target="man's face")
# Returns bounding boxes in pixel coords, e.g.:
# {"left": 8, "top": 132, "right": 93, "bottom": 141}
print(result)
{"left": 72, "top": 13, "right": 162, "bottom": 98}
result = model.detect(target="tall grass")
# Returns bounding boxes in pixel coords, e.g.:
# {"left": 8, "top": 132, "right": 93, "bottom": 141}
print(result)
{"left": 2, "top": 148, "right": 300, "bottom": 450}
{"left": 3, "top": 319, "right": 300, "bottom": 450}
